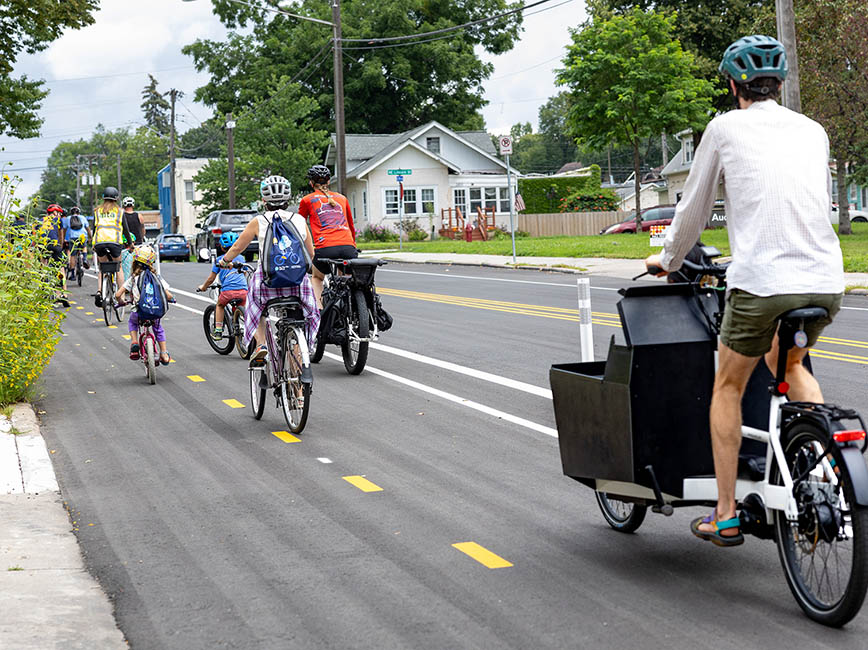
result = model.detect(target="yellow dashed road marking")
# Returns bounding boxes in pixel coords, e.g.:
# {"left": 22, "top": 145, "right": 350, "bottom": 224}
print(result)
{"left": 222, "top": 399, "right": 245, "bottom": 408}
{"left": 272, "top": 430, "right": 301, "bottom": 443}
{"left": 342, "top": 476, "right": 384, "bottom": 492}
{"left": 122, "top": 335, "right": 131, "bottom": 340}
{"left": 108, "top": 325, "right": 117, "bottom": 329}
{"left": 452, "top": 542, "right": 513, "bottom": 569}
{"left": 85, "top": 311, "right": 93, "bottom": 315}
{"left": 76, "top": 306, "right": 84, "bottom": 310}
{"left": 187, "top": 375, "right": 206, "bottom": 383}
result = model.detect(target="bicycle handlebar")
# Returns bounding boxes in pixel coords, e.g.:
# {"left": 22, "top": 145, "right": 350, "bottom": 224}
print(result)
{"left": 680, "top": 258, "right": 729, "bottom": 277}
{"left": 317, "top": 257, "right": 387, "bottom": 267}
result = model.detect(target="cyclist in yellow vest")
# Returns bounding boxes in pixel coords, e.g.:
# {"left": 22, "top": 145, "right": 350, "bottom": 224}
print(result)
{"left": 92, "top": 186, "right": 131, "bottom": 307}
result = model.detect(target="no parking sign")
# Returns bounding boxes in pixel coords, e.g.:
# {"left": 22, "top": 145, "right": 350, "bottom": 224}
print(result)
{"left": 499, "top": 136, "right": 513, "bottom": 155}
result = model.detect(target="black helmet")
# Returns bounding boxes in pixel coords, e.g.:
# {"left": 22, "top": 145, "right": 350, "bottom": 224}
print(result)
{"left": 102, "top": 186, "right": 119, "bottom": 201}
{"left": 307, "top": 165, "right": 331, "bottom": 184}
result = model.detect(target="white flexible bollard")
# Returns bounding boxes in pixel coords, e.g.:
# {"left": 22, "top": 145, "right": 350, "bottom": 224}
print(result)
{"left": 577, "top": 277, "right": 594, "bottom": 362}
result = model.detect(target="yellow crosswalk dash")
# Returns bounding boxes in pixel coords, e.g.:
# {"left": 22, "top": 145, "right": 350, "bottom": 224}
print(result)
{"left": 222, "top": 399, "right": 245, "bottom": 408}
{"left": 342, "top": 475, "right": 383, "bottom": 492}
{"left": 122, "top": 335, "right": 131, "bottom": 340}
{"left": 187, "top": 375, "right": 206, "bottom": 383}
{"left": 85, "top": 311, "right": 93, "bottom": 314}
{"left": 272, "top": 430, "right": 301, "bottom": 443}
{"left": 452, "top": 542, "right": 513, "bottom": 569}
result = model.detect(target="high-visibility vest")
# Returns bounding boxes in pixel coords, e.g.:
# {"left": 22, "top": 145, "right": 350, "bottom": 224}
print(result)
{"left": 93, "top": 207, "right": 123, "bottom": 244}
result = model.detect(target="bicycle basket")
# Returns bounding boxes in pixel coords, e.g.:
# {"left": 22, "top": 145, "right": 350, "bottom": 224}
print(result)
{"left": 349, "top": 260, "right": 378, "bottom": 286}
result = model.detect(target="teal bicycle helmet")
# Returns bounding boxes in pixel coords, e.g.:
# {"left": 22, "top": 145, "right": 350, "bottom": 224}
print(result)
{"left": 719, "top": 35, "right": 788, "bottom": 83}
{"left": 219, "top": 231, "right": 239, "bottom": 249}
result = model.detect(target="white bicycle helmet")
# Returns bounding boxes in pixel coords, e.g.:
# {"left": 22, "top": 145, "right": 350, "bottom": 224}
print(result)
{"left": 260, "top": 175, "right": 291, "bottom": 204}
{"left": 122, "top": 196, "right": 135, "bottom": 207}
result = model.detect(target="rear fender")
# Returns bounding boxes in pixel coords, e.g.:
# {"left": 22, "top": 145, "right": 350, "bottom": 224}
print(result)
{"left": 839, "top": 446, "right": 868, "bottom": 507}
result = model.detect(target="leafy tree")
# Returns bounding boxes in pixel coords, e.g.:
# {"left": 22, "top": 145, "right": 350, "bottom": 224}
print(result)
{"left": 178, "top": 119, "right": 224, "bottom": 158}
{"left": 588, "top": 0, "right": 773, "bottom": 114}
{"left": 538, "top": 92, "right": 577, "bottom": 164}
{"left": 0, "top": 0, "right": 99, "bottom": 138}
{"left": 141, "top": 75, "right": 171, "bottom": 136}
{"left": 797, "top": 0, "right": 868, "bottom": 235}
{"left": 192, "top": 86, "right": 328, "bottom": 213}
{"left": 557, "top": 8, "right": 718, "bottom": 227}
{"left": 184, "top": 0, "right": 524, "bottom": 136}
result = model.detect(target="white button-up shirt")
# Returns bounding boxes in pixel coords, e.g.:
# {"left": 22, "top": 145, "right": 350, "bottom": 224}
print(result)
{"left": 660, "top": 100, "right": 844, "bottom": 296}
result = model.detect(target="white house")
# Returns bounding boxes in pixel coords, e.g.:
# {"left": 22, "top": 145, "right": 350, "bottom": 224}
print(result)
{"left": 157, "top": 158, "right": 211, "bottom": 236}
{"left": 324, "top": 121, "right": 512, "bottom": 231}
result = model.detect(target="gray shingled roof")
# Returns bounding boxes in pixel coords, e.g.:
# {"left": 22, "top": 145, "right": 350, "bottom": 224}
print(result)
{"left": 661, "top": 147, "right": 691, "bottom": 177}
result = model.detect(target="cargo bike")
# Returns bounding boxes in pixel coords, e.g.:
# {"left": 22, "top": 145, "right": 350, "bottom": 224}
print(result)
{"left": 550, "top": 249, "right": 868, "bottom": 626}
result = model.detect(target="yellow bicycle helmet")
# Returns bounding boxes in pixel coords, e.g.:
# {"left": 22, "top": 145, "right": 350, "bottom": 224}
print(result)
{"left": 133, "top": 244, "right": 157, "bottom": 268}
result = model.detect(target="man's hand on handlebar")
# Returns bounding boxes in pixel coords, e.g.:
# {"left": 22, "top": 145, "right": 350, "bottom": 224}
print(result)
{"left": 644, "top": 254, "right": 669, "bottom": 277}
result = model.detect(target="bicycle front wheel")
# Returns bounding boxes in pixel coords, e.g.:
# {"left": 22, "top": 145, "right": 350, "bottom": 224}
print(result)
{"left": 773, "top": 422, "right": 868, "bottom": 627}
{"left": 145, "top": 338, "right": 156, "bottom": 385}
{"left": 203, "top": 304, "right": 233, "bottom": 354}
{"left": 280, "top": 327, "right": 311, "bottom": 434}
{"left": 233, "top": 307, "right": 252, "bottom": 359}
{"left": 76, "top": 256, "right": 83, "bottom": 286}
{"left": 595, "top": 492, "right": 647, "bottom": 533}
{"left": 341, "top": 288, "right": 370, "bottom": 375}
{"left": 249, "top": 364, "right": 267, "bottom": 420}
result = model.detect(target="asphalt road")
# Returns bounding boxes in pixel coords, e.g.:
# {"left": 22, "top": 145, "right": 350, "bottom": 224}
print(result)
{"left": 38, "top": 261, "right": 868, "bottom": 649}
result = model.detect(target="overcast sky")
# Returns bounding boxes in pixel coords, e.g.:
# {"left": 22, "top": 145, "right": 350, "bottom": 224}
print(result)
{"left": 2, "top": 0, "right": 585, "bottom": 200}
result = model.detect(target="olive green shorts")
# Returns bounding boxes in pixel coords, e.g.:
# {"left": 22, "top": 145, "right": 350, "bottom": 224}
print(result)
{"left": 720, "top": 290, "right": 843, "bottom": 358}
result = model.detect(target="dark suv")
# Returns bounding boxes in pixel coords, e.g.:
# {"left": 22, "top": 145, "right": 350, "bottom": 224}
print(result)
{"left": 195, "top": 209, "right": 258, "bottom": 263}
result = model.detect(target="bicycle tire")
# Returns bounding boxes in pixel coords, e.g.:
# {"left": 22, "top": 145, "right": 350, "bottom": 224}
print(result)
{"left": 279, "top": 328, "right": 311, "bottom": 434}
{"left": 76, "top": 256, "right": 83, "bottom": 287}
{"left": 773, "top": 421, "right": 868, "bottom": 627}
{"left": 249, "top": 365, "right": 267, "bottom": 420}
{"left": 102, "top": 275, "right": 112, "bottom": 326}
{"left": 233, "top": 307, "right": 252, "bottom": 359}
{"left": 145, "top": 338, "right": 156, "bottom": 385}
{"left": 113, "top": 283, "right": 125, "bottom": 322}
{"left": 341, "top": 288, "right": 370, "bottom": 375}
{"left": 595, "top": 492, "right": 648, "bottom": 533}
{"left": 310, "top": 333, "right": 327, "bottom": 364}
{"left": 202, "top": 304, "right": 233, "bottom": 355}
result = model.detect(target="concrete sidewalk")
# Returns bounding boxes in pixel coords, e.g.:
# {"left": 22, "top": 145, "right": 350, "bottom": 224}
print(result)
{"left": 361, "top": 250, "right": 868, "bottom": 289}
{"left": 0, "top": 404, "right": 126, "bottom": 649}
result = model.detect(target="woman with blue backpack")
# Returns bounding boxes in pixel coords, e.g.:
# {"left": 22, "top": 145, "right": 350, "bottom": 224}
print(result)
{"left": 217, "top": 175, "right": 319, "bottom": 364}
{"left": 115, "top": 244, "right": 174, "bottom": 365}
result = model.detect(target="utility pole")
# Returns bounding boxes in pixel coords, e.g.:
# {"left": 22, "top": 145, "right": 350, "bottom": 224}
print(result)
{"left": 661, "top": 133, "right": 669, "bottom": 167}
{"left": 167, "top": 88, "right": 180, "bottom": 233}
{"left": 331, "top": 0, "right": 346, "bottom": 195}
{"left": 607, "top": 145, "right": 613, "bottom": 184}
{"left": 75, "top": 155, "right": 81, "bottom": 210}
{"left": 776, "top": 0, "right": 801, "bottom": 112}
{"left": 87, "top": 156, "right": 96, "bottom": 216}
{"left": 226, "top": 113, "right": 236, "bottom": 209}
{"left": 116, "top": 153, "right": 122, "bottom": 200}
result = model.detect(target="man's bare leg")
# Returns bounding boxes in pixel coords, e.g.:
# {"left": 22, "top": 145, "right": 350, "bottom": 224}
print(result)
{"left": 698, "top": 343, "right": 760, "bottom": 535}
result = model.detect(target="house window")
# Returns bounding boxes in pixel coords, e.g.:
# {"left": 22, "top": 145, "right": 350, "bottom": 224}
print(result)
{"left": 499, "top": 187, "right": 510, "bottom": 213}
{"left": 850, "top": 184, "right": 857, "bottom": 204}
{"left": 421, "top": 188, "right": 435, "bottom": 214}
{"left": 484, "top": 187, "right": 498, "bottom": 210}
{"left": 384, "top": 189, "right": 399, "bottom": 215}
{"left": 403, "top": 188, "right": 417, "bottom": 215}
{"left": 832, "top": 178, "right": 838, "bottom": 197}
{"left": 426, "top": 137, "right": 440, "bottom": 154}
{"left": 185, "top": 180, "right": 195, "bottom": 201}
{"left": 683, "top": 139, "right": 694, "bottom": 164}
{"left": 469, "top": 187, "right": 482, "bottom": 214}
{"left": 453, "top": 188, "right": 467, "bottom": 215}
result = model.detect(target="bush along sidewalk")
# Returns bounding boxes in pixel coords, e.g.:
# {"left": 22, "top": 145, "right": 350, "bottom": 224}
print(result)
{"left": 0, "top": 171, "right": 66, "bottom": 404}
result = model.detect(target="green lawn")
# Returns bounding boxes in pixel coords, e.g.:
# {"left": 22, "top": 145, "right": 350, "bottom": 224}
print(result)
{"left": 359, "top": 223, "right": 868, "bottom": 273}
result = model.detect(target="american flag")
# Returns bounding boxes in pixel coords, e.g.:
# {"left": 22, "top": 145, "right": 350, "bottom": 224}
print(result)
{"left": 515, "top": 192, "right": 526, "bottom": 212}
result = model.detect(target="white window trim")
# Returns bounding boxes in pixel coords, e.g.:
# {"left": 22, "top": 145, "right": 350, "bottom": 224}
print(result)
{"left": 382, "top": 185, "right": 438, "bottom": 218}
{"left": 452, "top": 185, "right": 510, "bottom": 214}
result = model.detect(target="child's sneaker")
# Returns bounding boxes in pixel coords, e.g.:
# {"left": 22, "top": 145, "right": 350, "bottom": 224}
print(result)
{"left": 250, "top": 345, "right": 268, "bottom": 366}
{"left": 160, "top": 351, "right": 171, "bottom": 366}
{"left": 212, "top": 325, "right": 223, "bottom": 341}
{"left": 129, "top": 344, "right": 140, "bottom": 360}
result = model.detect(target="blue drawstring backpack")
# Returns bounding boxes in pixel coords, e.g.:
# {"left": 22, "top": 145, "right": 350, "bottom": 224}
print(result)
{"left": 262, "top": 213, "right": 309, "bottom": 288}
{"left": 136, "top": 268, "right": 168, "bottom": 320}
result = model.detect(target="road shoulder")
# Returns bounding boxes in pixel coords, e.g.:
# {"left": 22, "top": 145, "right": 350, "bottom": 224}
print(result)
{"left": 0, "top": 404, "right": 126, "bottom": 649}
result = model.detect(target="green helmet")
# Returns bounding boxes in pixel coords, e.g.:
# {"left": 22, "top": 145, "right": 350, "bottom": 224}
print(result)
{"left": 719, "top": 35, "right": 788, "bottom": 83}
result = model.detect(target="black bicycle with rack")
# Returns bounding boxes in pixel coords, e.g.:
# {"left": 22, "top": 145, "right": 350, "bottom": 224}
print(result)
{"left": 198, "top": 261, "right": 255, "bottom": 359}
{"left": 550, "top": 247, "right": 868, "bottom": 627}
{"left": 310, "top": 257, "right": 390, "bottom": 375}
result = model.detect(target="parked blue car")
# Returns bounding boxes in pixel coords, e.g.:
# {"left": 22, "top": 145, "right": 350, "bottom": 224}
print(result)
{"left": 156, "top": 233, "right": 190, "bottom": 262}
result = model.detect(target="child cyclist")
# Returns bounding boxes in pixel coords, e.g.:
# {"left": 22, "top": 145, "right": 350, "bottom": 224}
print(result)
{"left": 217, "top": 175, "right": 319, "bottom": 363}
{"left": 115, "top": 244, "right": 174, "bottom": 365}
{"left": 197, "top": 231, "right": 248, "bottom": 340}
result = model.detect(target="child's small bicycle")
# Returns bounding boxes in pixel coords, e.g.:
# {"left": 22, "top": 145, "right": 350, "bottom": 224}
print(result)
{"left": 118, "top": 299, "right": 175, "bottom": 385}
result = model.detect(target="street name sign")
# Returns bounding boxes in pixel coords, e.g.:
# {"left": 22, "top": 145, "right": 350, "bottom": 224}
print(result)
{"left": 388, "top": 169, "right": 412, "bottom": 175}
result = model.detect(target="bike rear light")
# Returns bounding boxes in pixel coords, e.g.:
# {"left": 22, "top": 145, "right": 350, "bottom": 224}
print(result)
{"left": 777, "top": 382, "right": 790, "bottom": 394}
{"left": 834, "top": 430, "right": 866, "bottom": 443}
{"left": 212, "top": 229, "right": 223, "bottom": 235}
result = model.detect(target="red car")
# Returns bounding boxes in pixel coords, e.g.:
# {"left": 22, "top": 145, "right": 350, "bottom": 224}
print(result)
{"left": 600, "top": 205, "right": 676, "bottom": 234}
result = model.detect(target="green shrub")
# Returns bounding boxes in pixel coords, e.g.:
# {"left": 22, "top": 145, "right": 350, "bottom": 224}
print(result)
{"left": 359, "top": 223, "right": 398, "bottom": 242}
{"left": 559, "top": 189, "right": 619, "bottom": 212}
{"left": 399, "top": 217, "right": 427, "bottom": 241}
{"left": 0, "top": 173, "right": 65, "bottom": 404}
{"left": 516, "top": 164, "right": 603, "bottom": 213}
{"left": 491, "top": 227, "right": 529, "bottom": 240}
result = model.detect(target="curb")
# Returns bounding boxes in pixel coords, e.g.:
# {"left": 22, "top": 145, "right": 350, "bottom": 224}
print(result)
{"left": 848, "top": 288, "right": 868, "bottom": 296}
{"left": 376, "top": 256, "right": 588, "bottom": 275}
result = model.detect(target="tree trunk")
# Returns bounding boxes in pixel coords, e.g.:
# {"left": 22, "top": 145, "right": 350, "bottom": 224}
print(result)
{"left": 633, "top": 140, "right": 642, "bottom": 232}
{"left": 835, "top": 149, "right": 852, "bottom": 235}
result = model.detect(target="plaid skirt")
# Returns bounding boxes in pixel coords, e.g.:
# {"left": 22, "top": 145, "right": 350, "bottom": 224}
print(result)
{"left": 242, "top": 265, "right": 320, "bottom": 351}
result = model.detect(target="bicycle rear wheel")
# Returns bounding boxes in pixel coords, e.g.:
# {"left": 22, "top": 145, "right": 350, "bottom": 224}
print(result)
{"left": 310, "top": 333, "right": 327, "bottom": 364}
{"left": 76, "top": 255, "right": 83, "bottom": 287}
{"left": 341, "top": 288, "right": 370, "bottom": 375}
{"left": 280, "top": 328, "right": 311, "bottom": 434}
{"left": 203, "top": 304, "right": 233, "bottom": 354}
{"left": 773, "top": 422, "right": 868, "bottom": 627}
{"left": 101, "top": 276, "right": 112, "bottom": 326}
{"left": 249, "top": 364, "right": 267, "bottom": 420}
{"left": 233, "top": 307, "right": 252, "bottom": 359}
{"left": 145, "top": 338, "right": 156, "bottom": 385}
{"left": 595, "top": 491, "right": 647, "bottom": 533}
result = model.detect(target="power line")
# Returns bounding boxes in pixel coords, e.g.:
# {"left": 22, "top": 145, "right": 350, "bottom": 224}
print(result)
{"left": 42, "top": 65, "right": 196, "bottom": 84}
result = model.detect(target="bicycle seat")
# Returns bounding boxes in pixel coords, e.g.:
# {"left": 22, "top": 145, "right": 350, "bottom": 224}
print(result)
{"left": 778, "top": 306, "right": 829, "bottom": 325}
